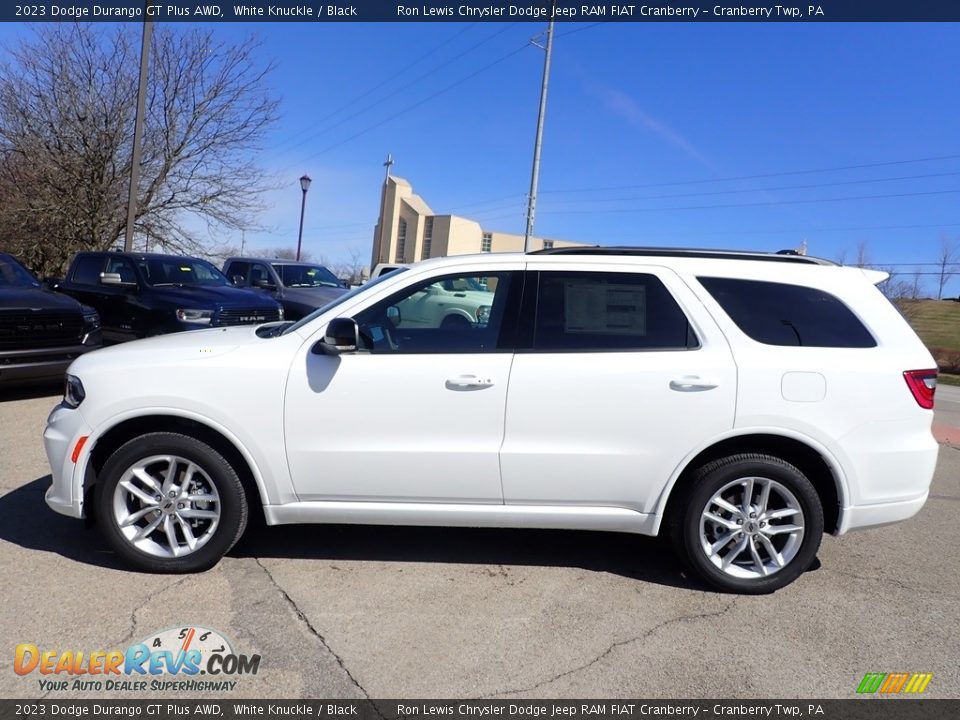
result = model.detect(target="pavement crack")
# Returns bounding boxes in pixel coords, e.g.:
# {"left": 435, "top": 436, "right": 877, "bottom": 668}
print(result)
{"left": 481, "top": 596, "right": 739, "bottom": 698}
{"left": 255, "top": 558, "right": 370, "bottom": 700}
{"left": 116, "top": 575, "right": 193, "bottom": 647}
{"left": 823, "top": 567, "right": 955, "bottom": 597}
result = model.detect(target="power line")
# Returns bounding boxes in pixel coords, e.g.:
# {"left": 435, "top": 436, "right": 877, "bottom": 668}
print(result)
{"left": 276, "top": 24, "right": 519, "bottom": 161}
{"left": 536, "top": 170, "right": 960, "bottom": 207}
{"left": 540, "top": 153, "right": 960, "bottom": 195}
{"left": 543, "top": 187, "right": 960, "bottom": 215}
{"left": 292, "top": 41, "right": 532, "bottom": 164}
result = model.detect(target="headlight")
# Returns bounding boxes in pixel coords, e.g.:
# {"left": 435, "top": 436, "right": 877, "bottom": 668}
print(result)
{"left": 64, "top": 374, "right": 85, "bottom": 408}
{"left": 175, "top": 309, "right": 213, "bottom": 324}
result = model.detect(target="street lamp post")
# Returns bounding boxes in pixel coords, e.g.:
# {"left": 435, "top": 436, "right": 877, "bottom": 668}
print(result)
{"left": 296, "top": 174, "right": 311, "bottom": 261}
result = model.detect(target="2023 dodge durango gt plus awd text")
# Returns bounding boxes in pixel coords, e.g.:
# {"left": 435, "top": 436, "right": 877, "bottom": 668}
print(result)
{"left": 43, "top": 247, "right": 940, "bottom": 593}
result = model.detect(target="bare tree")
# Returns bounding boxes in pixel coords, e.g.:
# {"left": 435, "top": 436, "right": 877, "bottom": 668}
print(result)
{"left": 328, "top": 247, "right": 367, "bottom": 285}
{"left": 0, "top": 25, "right": 277, "bottom": 276}
{"left": 934, "top": 235, "right": 959, "bottom": 300}
{"left": 854, "top": 240, "right": 871, "bottom": 268}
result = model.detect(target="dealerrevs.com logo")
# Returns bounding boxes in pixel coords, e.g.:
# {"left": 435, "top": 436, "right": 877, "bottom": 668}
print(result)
{"left": 14, "top": 626, "right": 260, "bottom": 693}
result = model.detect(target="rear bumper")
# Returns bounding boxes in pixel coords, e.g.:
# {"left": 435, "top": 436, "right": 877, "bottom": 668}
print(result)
{"left": 837, "top": 492, "right": 929, "bottom": 534}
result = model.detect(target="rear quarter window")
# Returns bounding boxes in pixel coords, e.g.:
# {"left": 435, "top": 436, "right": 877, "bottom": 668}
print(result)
{"left": 698, "top": 277, "right": 876, "bottom": 348}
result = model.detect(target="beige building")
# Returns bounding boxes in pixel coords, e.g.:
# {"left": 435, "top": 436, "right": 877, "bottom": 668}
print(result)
{"left": 371, "top": 176, "right": 584, "bottom": 268}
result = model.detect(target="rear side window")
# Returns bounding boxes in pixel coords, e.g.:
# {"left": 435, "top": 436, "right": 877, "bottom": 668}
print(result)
{"left": 533, "top": 271, "right": 697, "bottom": 351}
{"left": 71, "top": 256, "right": 104, "bottom": 286}
{"left": 698, "top": 277, "right": 876, "bottom": 348}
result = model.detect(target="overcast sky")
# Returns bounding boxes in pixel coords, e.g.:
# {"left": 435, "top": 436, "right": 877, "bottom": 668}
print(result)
{"left": 1, "top": 20, "right": 958, "bottom": 292}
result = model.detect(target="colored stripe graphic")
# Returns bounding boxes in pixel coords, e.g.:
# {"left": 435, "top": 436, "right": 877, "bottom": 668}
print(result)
{"left": 857, "top": 673, "right": 886, "bottom": 694}
{"left": 880, "top": 672, "right": 909, "bottom": 693}
{"left": 904, "top": 673, "right": 934, "bottom": 694}
{"left": 857, "top": 672, "right": 933, "bottom": 694}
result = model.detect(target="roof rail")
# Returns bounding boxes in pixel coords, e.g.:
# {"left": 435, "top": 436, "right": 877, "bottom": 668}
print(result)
{"left": 528, "top": 245, "right": 834, "bottom": 265}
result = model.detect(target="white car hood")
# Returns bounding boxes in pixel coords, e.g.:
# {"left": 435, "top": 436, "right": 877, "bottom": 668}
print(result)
{"left": 70, "top": 325, "right": 261, "bottom": 374}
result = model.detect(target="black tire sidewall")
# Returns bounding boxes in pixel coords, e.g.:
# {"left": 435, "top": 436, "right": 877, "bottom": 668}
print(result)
{"left": 95, "top": 432, "right": 247, "bottom": 573}
{"left": 680, "top": 455, "right": 824, "bottom": 594}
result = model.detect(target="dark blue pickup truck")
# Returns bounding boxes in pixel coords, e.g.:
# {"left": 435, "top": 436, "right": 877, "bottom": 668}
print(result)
{"left": 56, "top": 252, "right": 284, "bottom": 343}
{"left": 0, "top": 252, "right": 102, "bottom": 385}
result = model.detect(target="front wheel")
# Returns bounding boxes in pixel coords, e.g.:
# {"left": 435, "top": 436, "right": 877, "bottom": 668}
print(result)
{"left": 95, "top": 432, "right": 248, "bottom": 573}
{"left": 674, "top": 454, "right": 823, "bottom": 594}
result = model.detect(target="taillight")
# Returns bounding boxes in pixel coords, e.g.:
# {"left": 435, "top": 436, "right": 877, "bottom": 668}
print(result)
{"left": 903, "top": 369, "right": 937, "bottom": 409}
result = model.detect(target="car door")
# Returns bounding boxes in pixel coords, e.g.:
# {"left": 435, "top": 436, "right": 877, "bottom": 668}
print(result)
{"left": 101, "top": 256, "right": 143, "bottom": 342}
{"left": 283, "top": 265, "right": 523, "bottom": 503}
{"left": 500, "top": 264, "right": 737, "bottom": 514}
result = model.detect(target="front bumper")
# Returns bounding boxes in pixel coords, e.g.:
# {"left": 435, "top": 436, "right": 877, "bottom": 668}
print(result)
{"left": 43, "top": 403, "right": 93, "bottom": 519}
{"left": 0, "top": 343, "right": 96, "bottom": 385}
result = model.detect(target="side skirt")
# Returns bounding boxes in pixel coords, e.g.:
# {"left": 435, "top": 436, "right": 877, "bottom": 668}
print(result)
{"left": 263, "top": 501, "right": 657, "bottom": 535}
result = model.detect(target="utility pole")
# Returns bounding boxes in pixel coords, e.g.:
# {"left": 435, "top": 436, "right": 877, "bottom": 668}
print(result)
{"left": 124, "top": 1, "right": 153, "bottom": 252}
{"left": 523, "top": 0, "right": 556, "bottom": 253}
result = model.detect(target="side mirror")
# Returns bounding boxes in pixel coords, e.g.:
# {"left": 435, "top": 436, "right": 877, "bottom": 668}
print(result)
{"left": 252, "top": 278, "right": 277, "bottom": 291}
{"left": 386, "top": 305, "right": 401, "bottom": 326}
{"left": 100, "top": 272, "right": 136, "bottom": 288}
{"left": 315, "top": 317, "right": 359, "bottom": 355}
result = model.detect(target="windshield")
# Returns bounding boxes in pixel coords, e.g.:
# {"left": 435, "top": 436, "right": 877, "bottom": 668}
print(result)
{"left": 273, "top": 263, "right": 341, "bottom": 288}
{"left": 282, "top": 267, "right": 409, "bottom": 335}
{"left": 139, "top": 258, "right": 231, "bottom": 287}
{"left": 0, "top": 255, "right": 41, "bottom": 288}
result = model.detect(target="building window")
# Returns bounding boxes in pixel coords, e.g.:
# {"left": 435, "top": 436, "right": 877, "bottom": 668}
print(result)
{"left": 543, "top": 240, "right": 554, "bottom": 250}
{"left": 395, "top": 218, "right": 407, "bottom": 263}
{"left": 423, "top": 217, "right": 433, "bottom": 259}
{"left": 481, "top": 232, "right": 492, "bottom": 253}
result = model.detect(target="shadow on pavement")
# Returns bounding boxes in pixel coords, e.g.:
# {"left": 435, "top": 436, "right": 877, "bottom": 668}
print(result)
{"left": 4, "top": 476, "right": 822, "bottom": 591}
{"left": 0, "top": 476, "right": 125, "bottom": 570}
{"left": 230, "top": 518, "right": 704, "bottom": 590}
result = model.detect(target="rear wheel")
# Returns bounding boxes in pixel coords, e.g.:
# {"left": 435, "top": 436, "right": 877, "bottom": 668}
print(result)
{"left": 673, "top": 454, "right": 823, "bottom": 594}
{"left": 95, "top": 432, "right": 248, "bottom": 573}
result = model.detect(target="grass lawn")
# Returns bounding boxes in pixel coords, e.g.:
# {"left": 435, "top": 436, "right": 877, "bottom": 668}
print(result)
{"left": 898, "top": 299, "right": 960, "bottom": 349}
{"left": 898, "top": 299, "right": 960, "bottom": 375}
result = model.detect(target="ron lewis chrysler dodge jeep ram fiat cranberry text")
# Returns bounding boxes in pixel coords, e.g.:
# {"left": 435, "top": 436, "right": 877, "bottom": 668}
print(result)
{"left": 43, "top": 247, "right": 939, "bottom": 593}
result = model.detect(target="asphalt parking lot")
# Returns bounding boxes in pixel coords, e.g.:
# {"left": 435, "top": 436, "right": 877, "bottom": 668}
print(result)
{"left": 1, "top": 384, "right": 958, "bottom": 700}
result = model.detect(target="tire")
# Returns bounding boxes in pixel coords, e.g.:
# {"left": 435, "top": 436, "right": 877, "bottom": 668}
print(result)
{"left": 95, "top": 432, "right": 248, "bottom": 573}
{"left": 672, "top": 453, "right": 823, "bottom": 594}
{"left": 441, "top": 314, "right": 471, "bottom": 330}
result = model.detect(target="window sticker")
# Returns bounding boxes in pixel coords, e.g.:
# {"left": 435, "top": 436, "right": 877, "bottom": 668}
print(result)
{"left": 563, "top": 281, "right": 647, "bottom": 335}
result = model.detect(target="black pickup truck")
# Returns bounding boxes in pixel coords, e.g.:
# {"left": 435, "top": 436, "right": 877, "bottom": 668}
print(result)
{"left": 0, "top": 252, "right": 102, "bottom": 385}
{"left": 55, "top": 251, "right": 284, "bottom": 343}
{"left": 222, "top": 256, "right": 348, "bottom": 320}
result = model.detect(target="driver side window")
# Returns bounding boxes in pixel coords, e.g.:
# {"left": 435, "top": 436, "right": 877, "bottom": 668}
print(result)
{"left": 352, "top": 271, "right": 514, "bottom": 354}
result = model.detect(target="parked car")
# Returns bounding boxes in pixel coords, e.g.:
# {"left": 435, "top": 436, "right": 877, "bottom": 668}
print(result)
{"left": 223, "top": 257, "right": 347, "bottom": 321}
{"left": 44, "top": 247, "right": 939, "bottom": 593}
{"left": 56, "top": 252, "right": 283, "bottom": 342}
{"left": 369, "top": 263, "right": 407, "bottom": 280}
{"left": 0, "top": 252, "right": 101, "bottom": 385}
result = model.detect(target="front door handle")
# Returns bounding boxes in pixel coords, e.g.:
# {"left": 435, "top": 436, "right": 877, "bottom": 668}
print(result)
{"left": 445, "top": 374, "right": 494, "bottom": 391}
{"left": 670, "top": 376, "right": 719, "bottom": 392}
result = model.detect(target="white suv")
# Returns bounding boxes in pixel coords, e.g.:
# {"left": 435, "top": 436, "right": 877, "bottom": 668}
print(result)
{"left": 43, "top": 247, "right": 939, "bottom": 593}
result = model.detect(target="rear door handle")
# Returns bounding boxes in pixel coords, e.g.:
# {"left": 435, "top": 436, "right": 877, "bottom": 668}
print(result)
{"left": 670, "top": 376, "right": 719, "bottom": 392}
{"left": 445, "top": 374, "right": 494, "bottom": 390}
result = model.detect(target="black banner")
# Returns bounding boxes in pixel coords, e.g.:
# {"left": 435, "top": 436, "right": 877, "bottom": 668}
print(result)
{"left": 2, "top": 1, "right": 960, "bottom": 23}
{"left": 1, "top": 701, "right": 959, "bottom": 720}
